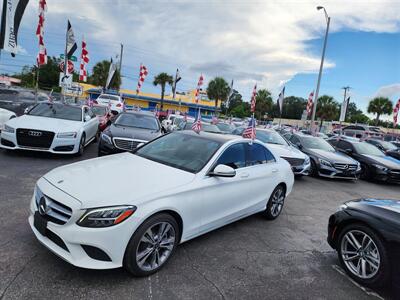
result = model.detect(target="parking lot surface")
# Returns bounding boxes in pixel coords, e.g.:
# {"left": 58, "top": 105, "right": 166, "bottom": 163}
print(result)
{"left": 0, "top": 143, "right": 399, "bottom": 300}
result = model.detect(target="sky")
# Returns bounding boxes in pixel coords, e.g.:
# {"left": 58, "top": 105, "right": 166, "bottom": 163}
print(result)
{"left": 1, "top": 0, "right": 399, "bottom": 118}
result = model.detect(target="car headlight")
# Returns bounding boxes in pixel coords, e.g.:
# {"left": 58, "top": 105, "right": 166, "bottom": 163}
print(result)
{"left": 304, "top": 156, "right": 310, "bottom": 164}
{"left": 77, "top": 205, "right": 136, "bottom": 228}
{"left": 57, "top": 132, "right": 77, "bottom": 138}
{"left": 101, "top": 132, "right": 112, "bottom": 144}
{"left": 319, "top": 158, "right": 332, "bottom": 167}
{"left": 3, "top": 124, "right": 15, "bottom": 133}
{"left": 373, "top": 164, "right": 389, "bottom": 172}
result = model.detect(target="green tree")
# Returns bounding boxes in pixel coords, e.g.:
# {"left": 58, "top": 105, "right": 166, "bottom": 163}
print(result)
{"left": 89, "top": 60, "right": 121, "bottom": 89}
{"left": 271, "top": 96, "right": 307, "bottom": 119}
{"left": 255, "top": 89, "right": 273, "bottom": 120}
{"left": 153, "top": 72, "right": 173, "bottom": 111}
{"left": 316, "top": 95, "right": 340, "bottom": 124}
{"left": 346, "top": 102, "right": 370, "bottom": 124}
{"left": 367, "top": 97, "right": 393, "bottom": 124}
{"left": 231, "top": 102, "right": 251, "bottom": 118}
{"left": 206, "top": 77, "right": 230, "bottom": 114}
{"left": 222, "top": 89, "right": 243, "bottom": 114}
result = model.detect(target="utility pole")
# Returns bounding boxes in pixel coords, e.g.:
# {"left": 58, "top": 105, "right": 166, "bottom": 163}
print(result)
{"left": 119, "top": 43, "right": 124, "bottom": 72}
{"left": 311, "top": 6, "right": 330, "bottom": 132}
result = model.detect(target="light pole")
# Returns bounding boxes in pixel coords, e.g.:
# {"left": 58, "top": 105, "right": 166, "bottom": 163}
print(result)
{"left": 311, "top": 6, "right": 330, "bottom": 131}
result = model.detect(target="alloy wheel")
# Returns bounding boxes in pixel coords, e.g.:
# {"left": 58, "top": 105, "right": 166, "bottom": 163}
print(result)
{"left": 340, "top": 230, "right": 380, "bottom": 279}
{"left": 135, "top": 222, "right": 176, "bottom": 272}
{"left": 270, "top": 187, "right": 284, "bottom": 217}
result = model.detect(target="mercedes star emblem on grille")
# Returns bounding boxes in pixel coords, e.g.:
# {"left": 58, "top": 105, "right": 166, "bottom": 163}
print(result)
{"left": 28, "top": 131, "right": 42, "bottom": 137}
{"left": 38, "top": 197, "right": 48, "bottom": 215}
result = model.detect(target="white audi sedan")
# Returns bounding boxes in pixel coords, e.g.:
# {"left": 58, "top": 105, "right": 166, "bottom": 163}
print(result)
{"left": 0, "top": 102, "right": 99, "bottom": 155}
{"left": 29, "top": 131, "right": 294, "bottom": 276}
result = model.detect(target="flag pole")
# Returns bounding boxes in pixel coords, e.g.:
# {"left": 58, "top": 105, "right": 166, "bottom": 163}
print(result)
{"left": 35, "top": 64, "right": 40, "bottom": 103}
{"left": 62, "top": 20, "right": 68, "bottom": 103}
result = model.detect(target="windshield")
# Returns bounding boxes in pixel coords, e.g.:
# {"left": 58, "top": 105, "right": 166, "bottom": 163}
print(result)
{"left": 115, "top": 113, "right": 159, "bottom": 131}
{"left": 136, "top": 132, "right": 221, "bottom": 173}
{"left": 91, "top": 106, "right": 107, "bottom": 116}
{"left": 379, "top": 140, "right": 397, "bottom": 151}
{"left": 184, "top": 122, "right": 221, "bottom": 133}
{"left": 97, "top": 95, "right": 120, "bottom": 102}
{"left": 256, "top": 130, "right": 288, "bottom": 145}
{"left": 301, "top": 136, "right": 335, "bottom": 152}
{"left": 216, "top": 123, "right": 235, "bottom": 133}
{"left": 28, "top": 103, "right": 82, "bottom": 121}
{"left": 354, "top": 142, "right": 385, "bottom": 156}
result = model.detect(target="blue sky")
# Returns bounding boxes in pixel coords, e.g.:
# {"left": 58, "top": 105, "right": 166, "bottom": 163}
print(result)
{"left": 0, "top": 0, "right": 399, "bottom": 118}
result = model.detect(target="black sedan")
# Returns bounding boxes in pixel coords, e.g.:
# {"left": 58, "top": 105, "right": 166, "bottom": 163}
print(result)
{"left": 329, "top": 138, "right": 400, "bottom": 183}
{"left": 98, "top": 111, "right": 162, "bottom": 156}
{"left": 328, "top": 198, "right": 400, "bottom": 287}
{"left": 287, "top": 133, "right": 360, "bottom": 179}
{"left": 365, "top": 138, "right": 400, "bottom": 160}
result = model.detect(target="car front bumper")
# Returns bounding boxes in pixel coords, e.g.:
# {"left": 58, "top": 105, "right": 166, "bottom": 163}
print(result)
{"left": 292, "top": 162, "right": 311, "bottom": 176}
{"left": 0, "top": 131, "right": 80, "bottom": 154}
{"left": 317, "top": 164, "right": 361, "bottom": 180}
{"left": 29, "top": 179, "right": 142, "bottom": 270}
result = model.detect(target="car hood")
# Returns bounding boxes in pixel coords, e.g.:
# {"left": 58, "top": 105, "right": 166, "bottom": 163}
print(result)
{"left": 6, "top": 114, "right": 83, "bottom": 132}
{"left": 109, "top": 124, "right": 162, "bottom": 141}
{"left": 361, "top": 154, "right": 400, "bottom": 169}
{"left": 266, "top": 143, "right": 306, "bottom": 159}
{"left": 43, "top": 152, "right": 196, "bottom": 208}
{"left": 345, "top": 198, "right": 400, "bottom": 226}
{"left": 308, "top": 148, "right": 356, "bottom": 164}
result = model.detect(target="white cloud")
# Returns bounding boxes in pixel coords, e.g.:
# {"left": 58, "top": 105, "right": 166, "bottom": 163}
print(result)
{"left": 21, "top": 0, "right": 400, "bottom": 98}
{"left": 372, "top": 83, "right": 400, "bottom": 99}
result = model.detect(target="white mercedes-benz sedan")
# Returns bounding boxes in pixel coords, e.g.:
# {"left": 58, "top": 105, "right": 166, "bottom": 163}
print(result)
{"left": 0, "top": 102, "right": 99, "bottom": 155}
{"left": 256, "top": 128, "right": 311, "bottom": 176}
{"left": 29, "top": 131, "right": 294, "bottom": 276}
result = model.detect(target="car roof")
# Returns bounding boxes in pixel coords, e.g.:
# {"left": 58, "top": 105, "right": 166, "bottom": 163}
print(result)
{"left": 177, "top": 130, "right": 243, "bottom": 143}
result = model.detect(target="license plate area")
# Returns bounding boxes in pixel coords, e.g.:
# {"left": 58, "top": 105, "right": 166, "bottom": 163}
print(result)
{"left": 34, "top": 211, "right": 48, "bottom": 236}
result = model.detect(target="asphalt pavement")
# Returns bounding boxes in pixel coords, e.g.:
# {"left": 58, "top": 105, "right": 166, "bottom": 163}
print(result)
{"left": 0, "top": 142, "right": 399, "bottom": 300}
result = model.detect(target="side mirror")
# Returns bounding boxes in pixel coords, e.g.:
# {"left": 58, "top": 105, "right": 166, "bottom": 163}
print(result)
{"left": 84, "top": 115, "right": 91, "bottom": 122}
{"left": 296, "top": 142, "right": 302, "bottom": 149}
{"left": 209, "top": 164, "right": 236, "bottom": 178}
{"left": 344, "top": 148, "right": 353, "bottom": 154}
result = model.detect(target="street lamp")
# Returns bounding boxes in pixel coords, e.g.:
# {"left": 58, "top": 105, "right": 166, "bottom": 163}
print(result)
{"left": 311, "top": 6, "right": 331, "bottom": 131}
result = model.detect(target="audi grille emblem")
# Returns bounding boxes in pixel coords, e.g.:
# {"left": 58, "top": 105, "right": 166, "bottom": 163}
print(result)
{"left": 28, "top": 131, "right": 42, "bottom": 137}
{"left": 38, "top": 197, "right": 48, "bottom": 216}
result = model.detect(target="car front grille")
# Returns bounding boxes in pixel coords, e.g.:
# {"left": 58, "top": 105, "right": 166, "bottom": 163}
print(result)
{"left": 36, "top": 194, "right": 72, "bottom": 225}
{"left": 16, "top": 128, "right": 55, "bottom": 149}
{"left": 281, "top": 157, "right": 305, "bottom": 167}
{"left": 113, "top": 138, "right": 146, "bottom": 151}
{"left": 334, "top": 163, "right": 358, "bottom": 171}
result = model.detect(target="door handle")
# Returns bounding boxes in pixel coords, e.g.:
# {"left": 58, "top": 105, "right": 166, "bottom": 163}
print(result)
{"left": 272, "top": 169, "right": 278, "bottom": 173}
{"left": 240, "top": 172, "right": 250, "bottom": 178}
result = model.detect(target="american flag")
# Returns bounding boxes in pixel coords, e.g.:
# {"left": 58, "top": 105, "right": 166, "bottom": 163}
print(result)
{"left": 242, "top": 117, "right": 256, "bottom": 140}
{"left": 194, "top": 74, "right": 204, "bottom": 103}
{"left": 250, "top": 84, "right": 257, "bottom": 113}
{"left": 394, "top": 99, "right": 400, "bottom": 127}
{"left": 136, "top": 64, "right": 148, "bottom": 94}
{"left": 192, "top": 108, "right": 202, "bottom": 134}
{"left": 79, "top": 37, "right": 89, "bottom": 82}
{"left": 306, "top": 91, "right": 314, "bottom": 116}
{"left": 36, "top": 0, "right": 47, "bottom": 66}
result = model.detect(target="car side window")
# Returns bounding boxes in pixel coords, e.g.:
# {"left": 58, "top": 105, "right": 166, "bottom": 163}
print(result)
{"left": 290, "top": 135, "right": 300, "bottom": 145}
{"left": 216, "top": 143, "right": 246, "bottom": 169}
{"left": 88, "top": 108, "right": 95, "bottom": 118}
{"left": 338, "top": 141, "right": 351, "bottom": 150}
{"left": 246, "top": 143, "right": 275, "bottom": 166}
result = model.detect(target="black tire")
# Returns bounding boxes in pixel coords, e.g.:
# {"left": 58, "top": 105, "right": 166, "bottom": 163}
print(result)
{"left": 93, "top": 130, "right": 100, "bottom": 143}
{"left": 76, "top": 134, "right": 85, "bottom": 156}
{"left": 123, "top": 213, "right": 180, "bottom": 277}
{"left": 337, "top": 224, "right": 390, "bottom": 287}
{"left": 310, "top": 159, "right": 318, "bottom": 177}
{"left": 263, "top": 185, "right": 286, "bottom": 220}
{"left": 359, "top": 163, "right": 371, "bottom": 181}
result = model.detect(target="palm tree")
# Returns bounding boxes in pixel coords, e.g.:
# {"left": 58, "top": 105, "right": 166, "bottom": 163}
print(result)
{"left": 153, "top": 73, "right": 173, "bottom": 111}
{"left": 255, "top": 89, "right": 273, "bottom": 120}
{"left": 206, "top": 77, "right": 230, "bottom": 114}
{"left": 367, "top": 97, "right": 393, "bottom": 124}
{"left": 89, "top": 60, "right": 121, "bottom": 89}
{"left": 316, "top": 95, "right": 339, "bottom": 128}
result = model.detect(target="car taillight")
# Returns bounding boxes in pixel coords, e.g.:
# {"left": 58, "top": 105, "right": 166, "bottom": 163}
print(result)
{"left": 116, "top": 103, "right": 122, "bottom": 107}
